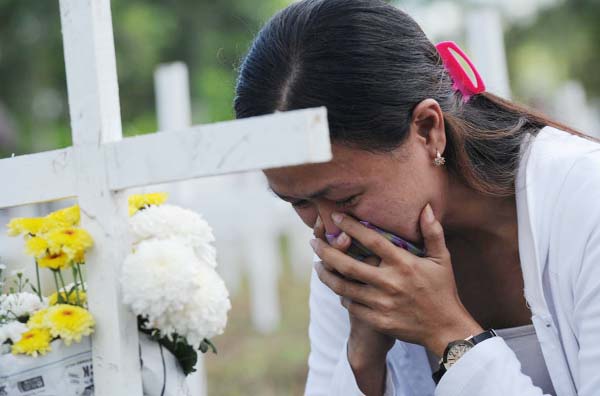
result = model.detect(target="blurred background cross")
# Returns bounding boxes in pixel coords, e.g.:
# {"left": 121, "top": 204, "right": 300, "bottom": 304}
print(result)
{"left": 150, "top": 61, "right": 316, "bottom": 394}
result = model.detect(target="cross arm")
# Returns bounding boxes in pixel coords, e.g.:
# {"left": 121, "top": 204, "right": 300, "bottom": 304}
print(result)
{"left": 106, "top": 107, "right": 332, "bottom": 191}
{"left": 0, "top": 147, "right": 76, "bottom": 209}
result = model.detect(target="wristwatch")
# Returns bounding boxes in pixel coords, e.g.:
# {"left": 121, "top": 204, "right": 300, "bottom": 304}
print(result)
{"left": 432, "top": 329, "right": 497, "bottom": 385}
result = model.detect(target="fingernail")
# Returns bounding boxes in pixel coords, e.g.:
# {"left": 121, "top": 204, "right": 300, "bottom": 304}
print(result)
{"left": 325, "top": 234, "right": 337, "bottom": 244}
{"left": 310, "top": 239, "right": 318, "bottom": 249}
{"left": 425, "top": 203, "right": 435, "bottom": 222}
{"left": 331, "top": 212, "right": 343, "bottom": 224}
{"left": 337, "top": 232, "right": 349, "bottom": 245}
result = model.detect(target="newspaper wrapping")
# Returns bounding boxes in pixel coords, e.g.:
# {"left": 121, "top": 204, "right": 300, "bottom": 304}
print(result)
{"left": 0, "top": 332, "right": 190, "bottom": 396}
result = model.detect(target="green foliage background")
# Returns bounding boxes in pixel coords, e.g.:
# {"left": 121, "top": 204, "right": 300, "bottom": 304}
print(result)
{"left": 505, "top": 0, "right": 600, "bottom": 102}
{"left": 0, "top": 0, "right": 291, "bottom": 157}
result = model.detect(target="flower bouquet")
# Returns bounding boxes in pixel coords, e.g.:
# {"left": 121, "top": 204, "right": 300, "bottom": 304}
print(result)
{"left": 0, "top": 193, "right": 230, "bottom": 396}
{"left": 124, "top": 193, "right": 231, "bottom": 374}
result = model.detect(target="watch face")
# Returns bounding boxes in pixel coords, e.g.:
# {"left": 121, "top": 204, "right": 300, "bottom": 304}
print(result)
{"left": 444, "top": 340, "right": 474, "bottom": 368}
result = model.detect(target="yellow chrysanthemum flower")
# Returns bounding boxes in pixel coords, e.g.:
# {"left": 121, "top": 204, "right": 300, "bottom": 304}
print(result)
{"left": 49, "top": 290, "right": 87, "bottom": 306}
{"left": 6, "top": 216, "right": 67, "bottom": 237}
{"left": 128, "top": 192, "right": 169, "bottom": 216}
{"left": 46, "top": 205, "right": 80, "bottom": 227}
{"left": 25, "top": 236, "right": 49, "bottom": 258}
{"left": 73, "top": 249, "right": 86, "bottom": 264}
{"left": 11, "top": 328, "right": 52, "bottom": 357}
{"left": 46, "top": 227, "right": 93, "bottom": 260}
{"left": 7, "top": 205, "right": 81, "bottom": 238}
{"left": 7, "top": 217, "right": 46, "bottom": 236}
{"left": 38, "top": 252, "right": 72, "bottom": 270}
{"left": 46, "top": 304, "right": 95, "bottom": 345}
{"left": 27, "top": 308, "right": 50, "bottom": 329}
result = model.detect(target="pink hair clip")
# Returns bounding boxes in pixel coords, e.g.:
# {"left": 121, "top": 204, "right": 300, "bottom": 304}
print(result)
{"left": 435, "top": 41, "right": 486, "bottom": 103}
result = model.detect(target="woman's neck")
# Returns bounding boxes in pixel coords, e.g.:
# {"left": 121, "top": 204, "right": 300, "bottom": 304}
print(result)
{"left": 442, "top": 174, "right": 517, "bottom": 243}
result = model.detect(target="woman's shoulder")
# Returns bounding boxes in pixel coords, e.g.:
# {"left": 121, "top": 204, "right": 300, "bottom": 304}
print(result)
{"left": 535, "top": 127, "right": 600, "bottom": 280}
{"left": 527, "top": 125, "right": 600, "bottom": 165}
{"left": 537, "top": 126, "right": 600, "bottom": 201}
{"left": 519, "top": 126, "right": 600, "bottom": 273}
{"left": 519, "top": 126, "right": 600, "bottom": 200}
{"left": 527, "top": 125, "right": 600, "bottom": 212}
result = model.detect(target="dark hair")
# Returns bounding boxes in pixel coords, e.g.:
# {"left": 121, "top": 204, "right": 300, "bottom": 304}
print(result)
{"left": 234, "top": 0, "right": 598, "bottom": 197}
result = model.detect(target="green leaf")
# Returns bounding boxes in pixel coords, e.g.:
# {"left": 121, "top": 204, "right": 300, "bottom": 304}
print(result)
{"left": 203, "top": 338, "right": 218, "bottom": 354}
{"left": 136, "top": 316, "right": 199, "bottom": 376}
{"left": 159, "top": 334, "right": 198, "bottom": 376}
{"left": 199, "top": 340, "right": 208, "bottom": 353}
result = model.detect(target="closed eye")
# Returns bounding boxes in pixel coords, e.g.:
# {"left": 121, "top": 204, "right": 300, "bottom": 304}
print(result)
{"left": 291, "top": 199, "right": 311, "bottom": 209}
{"left": 335, "top": 195, "right": 359, "bottom": 208}
{"left": 290, "top": 195, "right": 360, "bottom": 209}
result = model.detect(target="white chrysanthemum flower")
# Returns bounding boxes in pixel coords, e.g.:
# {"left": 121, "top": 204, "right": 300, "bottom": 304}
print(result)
{"left": 152, "top": 264, "right": 231, "bottom": 349}
{"left": 129, "top": 204, "right": 217, "bottom": 268}
{"left": 121, "top": 238, "right": 205, "bottom": 325}
{"left": 0, "top": 320, "right": 27, "bottom": 346}
{"left": 0, "top": 292, "right": 48, "bottom": 319}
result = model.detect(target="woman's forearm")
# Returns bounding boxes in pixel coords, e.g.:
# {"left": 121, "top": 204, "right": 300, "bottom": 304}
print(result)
{"left": 347, "top": 334, "right": 389, "bottom": 396}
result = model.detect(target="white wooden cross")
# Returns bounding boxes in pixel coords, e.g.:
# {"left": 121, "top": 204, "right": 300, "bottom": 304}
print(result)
{"left": 0, "top": 1, "right": 331, "bottom": 395}
{"left": 153, "top": 62, "right": 286, "bottom": 337}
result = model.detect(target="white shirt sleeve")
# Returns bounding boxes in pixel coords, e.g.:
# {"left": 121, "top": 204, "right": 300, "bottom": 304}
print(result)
{"left": 304, "top": 256, "right": 396, "bottom": 396}
{"left": 434, "top": 336, "right": 548, "bottom": 396}
{"left": 564, "top": 153, "right": 600, "bottom": 395}
{"left": 436, "top": 150, "right": 600, "bottom": 396}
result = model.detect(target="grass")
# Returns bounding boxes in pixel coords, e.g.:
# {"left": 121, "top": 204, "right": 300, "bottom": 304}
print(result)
{"left": 205, "top": 236, "right": 311, "bottom": 396}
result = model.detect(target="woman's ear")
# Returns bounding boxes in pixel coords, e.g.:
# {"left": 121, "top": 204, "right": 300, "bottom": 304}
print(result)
{"left": 410, "top": 98, "right": 446, "bottom": 156}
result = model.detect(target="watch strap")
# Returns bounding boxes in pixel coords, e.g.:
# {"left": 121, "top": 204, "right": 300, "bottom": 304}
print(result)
{"left": 470, "top": 328, "right": 497, "bottom": 344}
{"left": 432, "top": 328, "right": 497, "bottom": 385}
{"left": 432, "top": 363, "right": 446, "bottom": 384}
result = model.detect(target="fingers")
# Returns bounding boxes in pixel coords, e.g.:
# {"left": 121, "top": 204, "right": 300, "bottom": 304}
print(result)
{"left": 321, "top": 254, "right": 378, "bottom": 283}
{"left": 315, "top": 261, "right": 379, "bottom": 307}
{"left": 340, "top": 297, "right": 387, "bottom": 331}
{"left": 311, "top": 238, "right": 383, "bottom": 286}
{"left": 326, "top": 231, "right": 352, "bottom": 252}
{"left": 419, "top": 203, "right": 450, "bottom": 265}
{"left": 331, "top": 212, "right": 413, "bottom": 265}
{"left": 313, "top": 214, "right": 351, "bottom": 252}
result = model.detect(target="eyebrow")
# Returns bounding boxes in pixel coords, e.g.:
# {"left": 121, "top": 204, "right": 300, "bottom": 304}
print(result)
{"left": 268, "top": 183, "right": 350, "bottom": 202}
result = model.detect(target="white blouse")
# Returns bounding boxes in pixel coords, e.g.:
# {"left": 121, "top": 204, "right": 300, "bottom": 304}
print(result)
{"left": 495, "top": 324, "right": 556, "bottom": 395}
{"left": 425, "top": 324, "right": 556, "bottom": 395}
{"left": 304, "top": 126, "right": 600, "bottom": 396}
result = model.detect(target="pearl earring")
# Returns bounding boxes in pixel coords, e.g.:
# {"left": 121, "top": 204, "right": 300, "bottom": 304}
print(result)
{"left": 434, "top": 150, "right": 446, "bottom": 166}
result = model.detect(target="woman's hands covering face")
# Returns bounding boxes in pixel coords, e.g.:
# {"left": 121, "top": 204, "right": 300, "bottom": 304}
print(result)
{"left": 311, "top": 205, "right": 483, "bottom": 358}
{"left": 312, "top": 215, "right": 396, "bottom": 372}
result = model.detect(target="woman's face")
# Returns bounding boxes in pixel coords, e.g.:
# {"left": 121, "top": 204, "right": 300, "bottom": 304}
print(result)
{"left": 264, "top": 122, "right": 449, "bottom": 246}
